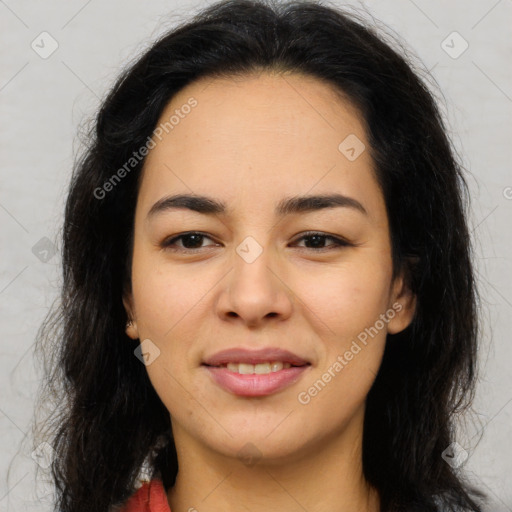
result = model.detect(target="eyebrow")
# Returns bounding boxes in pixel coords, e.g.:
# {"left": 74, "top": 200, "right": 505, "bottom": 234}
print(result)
{"left": 146, "top": 192, "right": 368, "bottom": 220}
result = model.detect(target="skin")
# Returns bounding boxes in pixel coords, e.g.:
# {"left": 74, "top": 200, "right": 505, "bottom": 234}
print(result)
{"left": 123, "top": 70, "right": 416, "bottom": 512}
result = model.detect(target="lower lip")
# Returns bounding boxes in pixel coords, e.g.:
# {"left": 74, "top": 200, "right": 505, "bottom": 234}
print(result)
{"left": 202, "top": 365, "right": 311, "bottom": 397}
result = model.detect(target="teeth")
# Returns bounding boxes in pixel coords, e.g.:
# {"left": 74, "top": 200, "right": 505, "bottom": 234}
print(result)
{"left": 224, "top": 361, "right": 292, "bottom": 374}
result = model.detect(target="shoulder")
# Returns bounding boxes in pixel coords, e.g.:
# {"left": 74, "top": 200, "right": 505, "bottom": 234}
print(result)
{"left": 120, "top": 478, "right": 171, "bottom": 512}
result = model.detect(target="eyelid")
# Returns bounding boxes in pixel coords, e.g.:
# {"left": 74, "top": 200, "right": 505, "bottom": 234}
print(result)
{"left": 161, "top": 231, "right": 218, "bottom": 250}
{"left": 160, "top": 230, "right": 353, "bottom": 252}
{"left": 292, "top": 230, "right": 352, "bottom": 249}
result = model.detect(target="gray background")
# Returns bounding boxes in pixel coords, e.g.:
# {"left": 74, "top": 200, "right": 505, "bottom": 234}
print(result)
{"left": 1, "top": 0, "right": 511, "bottom": 510}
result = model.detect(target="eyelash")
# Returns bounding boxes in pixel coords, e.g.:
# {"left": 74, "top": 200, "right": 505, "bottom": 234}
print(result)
{"left": 160, "top": 231, "right": 352, "bottom": 253}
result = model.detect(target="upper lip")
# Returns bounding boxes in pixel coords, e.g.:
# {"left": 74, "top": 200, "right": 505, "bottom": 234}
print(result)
{"left": 202, "top": 347, "right": 310, "bottom": 367}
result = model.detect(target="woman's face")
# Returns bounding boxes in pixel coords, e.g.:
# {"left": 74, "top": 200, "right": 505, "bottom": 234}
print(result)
{"left": 124, "top": 71, "right": 415, "bottom": 463}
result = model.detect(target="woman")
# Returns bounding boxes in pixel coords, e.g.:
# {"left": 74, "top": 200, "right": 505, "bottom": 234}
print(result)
{"left": 35, "top": 0, "right": 487, "bottom": 510}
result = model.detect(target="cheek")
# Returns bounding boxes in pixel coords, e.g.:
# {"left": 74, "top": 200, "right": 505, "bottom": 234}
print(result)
{"left": 130, "top": 259, "right": 205, "bottom": 417}
{"left": 296, "top": 256, "right": 392, "bottom": 336}
{"left": 131, "top": 256, "right": 208, "bottom": 340}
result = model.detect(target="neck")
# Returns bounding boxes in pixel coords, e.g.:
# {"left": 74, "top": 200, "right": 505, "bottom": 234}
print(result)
{"left": 166, "top": 407, "right": 380, "bottom": 512}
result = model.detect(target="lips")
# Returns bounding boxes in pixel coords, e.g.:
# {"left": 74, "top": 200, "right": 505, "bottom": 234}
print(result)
{"left": 202, "top": 347, "right": 310, "bottom": 367}
{"left": 201, "top": 347, "right": 311, "bottom": 397}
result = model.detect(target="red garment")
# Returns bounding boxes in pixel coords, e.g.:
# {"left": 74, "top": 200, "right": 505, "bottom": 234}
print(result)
{"left": 120, "top": 479, "right": 171, "bottom": 512}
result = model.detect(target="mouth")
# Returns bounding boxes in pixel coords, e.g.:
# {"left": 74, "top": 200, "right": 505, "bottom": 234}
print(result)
{"left": 202, "top": 346, "right": 310, "bottom": 367}
{"left": 202, "top": 361, "right": 310, "bottom": 374}
{"left": 201, "top": 347, "right": 311, "bottom": 397}
{"left": 202, "top": 363, "right": 311, "bottom": 397}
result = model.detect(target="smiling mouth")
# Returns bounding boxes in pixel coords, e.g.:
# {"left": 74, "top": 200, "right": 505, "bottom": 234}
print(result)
{"left": 203, "top": 361, "right": 310, "bottom": 374}
{"left": 201, "top": 362, "right": 312, "bottom": 397}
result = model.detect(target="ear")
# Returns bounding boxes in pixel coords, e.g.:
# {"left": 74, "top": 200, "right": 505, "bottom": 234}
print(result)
{"left": 122, "top": 289, "right": 139, "bottom": 340}
{"left": 387, "top": 264, "right": 417, "bottom": 335}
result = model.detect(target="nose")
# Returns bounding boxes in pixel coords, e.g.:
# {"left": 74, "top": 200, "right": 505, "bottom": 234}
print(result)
{"left": 216, "top": 243, "right": 294, "bottom": 329}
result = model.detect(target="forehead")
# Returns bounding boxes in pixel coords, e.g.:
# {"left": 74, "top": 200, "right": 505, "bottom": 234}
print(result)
{"left": 137, "top": 71, "right": 383, "bottom": 223}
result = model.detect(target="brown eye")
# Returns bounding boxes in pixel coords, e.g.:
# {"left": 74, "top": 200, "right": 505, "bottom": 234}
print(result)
{"left": 161, "top": 232, "right": 218, "bottom": 251}
{"left": 161, "top": 231, "right": 351, "bottom": 253}
{"left": 292, "top": 232, "right": 351, "bottom": 251}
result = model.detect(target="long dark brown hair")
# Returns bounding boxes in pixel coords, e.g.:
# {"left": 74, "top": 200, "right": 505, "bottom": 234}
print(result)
{"left": 33, "top": 0, "right": 486, "bottom": 510}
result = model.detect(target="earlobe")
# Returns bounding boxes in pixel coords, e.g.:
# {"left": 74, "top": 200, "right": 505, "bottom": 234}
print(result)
{"left": 125, "top": 319, "right": 139, "bottom": 340}
{"left": 123, "top": 294, "right": 139, "bottom": 340}
{"left": 387, "top": 273, "right": 417, "bottom": 335}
